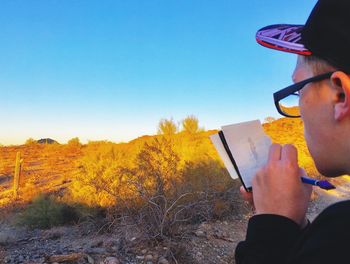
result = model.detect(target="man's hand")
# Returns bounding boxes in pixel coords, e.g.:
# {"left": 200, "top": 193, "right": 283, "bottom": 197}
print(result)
{"left": 241, "top": 144, "right": 312, "bottom": 227}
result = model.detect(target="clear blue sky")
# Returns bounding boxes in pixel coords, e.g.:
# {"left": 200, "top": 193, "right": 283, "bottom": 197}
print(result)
{"left": 0, "top": 0, "right": 317, "bottom": 145}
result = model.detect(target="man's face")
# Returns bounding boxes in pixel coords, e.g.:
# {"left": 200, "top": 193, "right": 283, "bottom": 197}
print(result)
{"left": 293, "top": 56, "right": 343, "bottom": 176}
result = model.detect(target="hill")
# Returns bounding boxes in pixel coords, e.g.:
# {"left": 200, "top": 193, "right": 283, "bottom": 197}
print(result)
{"left": 37, "top": 138, "right": 59, "bottom": 144}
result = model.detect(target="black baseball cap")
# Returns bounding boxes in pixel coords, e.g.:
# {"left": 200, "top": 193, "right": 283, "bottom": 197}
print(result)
{"left": 256, "top": 0, "right": 350, "bottom": 73}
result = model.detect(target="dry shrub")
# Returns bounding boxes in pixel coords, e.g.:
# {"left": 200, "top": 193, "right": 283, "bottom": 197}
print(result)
{"left": 67, "top": 143, "right": 130, "bottom": 207}
{"left": 113, "top": 137, "right": 187, "bottom": 240}
{"left": 67, "top": 137, "right": 82, "bottom": 148}
{"left": 92, "top": 137, "right": 241, "bottom": 243}
{"left": 212, "top": 199, "right": 231, "bottom": 219}
{"left": 64, "top": 133, "right": 245, "bottom": 245}
{"left": 25, "top": 138, "right": 37, "bottom": 146}
{"left": 182, "top": 159, "right": 232, "bottom": 193}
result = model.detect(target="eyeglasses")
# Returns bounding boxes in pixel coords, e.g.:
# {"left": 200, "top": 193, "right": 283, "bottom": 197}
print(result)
{"left": 273, "top": 71, "right": 335, "bottom": 118}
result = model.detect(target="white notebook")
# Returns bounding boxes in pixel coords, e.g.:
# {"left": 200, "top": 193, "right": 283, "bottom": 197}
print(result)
{"left": 210, "top": 120, "right": 272, "bottom": 191}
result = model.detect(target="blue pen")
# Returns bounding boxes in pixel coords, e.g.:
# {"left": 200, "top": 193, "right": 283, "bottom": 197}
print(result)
{"left": 301, "top": 176, "right": 335, "bottom": 190}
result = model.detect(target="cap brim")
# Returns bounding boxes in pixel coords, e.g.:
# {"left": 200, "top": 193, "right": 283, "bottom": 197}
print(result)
{"left": 256, "top": 24, "right": 312, "bottom": 55}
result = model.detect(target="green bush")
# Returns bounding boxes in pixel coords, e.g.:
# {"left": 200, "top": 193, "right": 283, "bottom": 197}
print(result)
{"left": 17, "top": 195, "right": 79, "bottom": 229}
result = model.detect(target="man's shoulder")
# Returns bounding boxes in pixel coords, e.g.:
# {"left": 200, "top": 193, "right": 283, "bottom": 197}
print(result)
{"left": 312, "top": 200, "right": 350, "bottom": 225}
{"left": 319, "top": 200, "right": 350, "bottom": 215}
{"left": 296, "top": 200, "right": 350, "bottom": 249}
{"left": 287, "top": 200, "right": 350, "bottom": 263}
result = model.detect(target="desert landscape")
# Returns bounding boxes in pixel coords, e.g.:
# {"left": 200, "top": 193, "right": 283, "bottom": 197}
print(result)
{"left": 1, "top": 117, "right": 349, "bottom": 264}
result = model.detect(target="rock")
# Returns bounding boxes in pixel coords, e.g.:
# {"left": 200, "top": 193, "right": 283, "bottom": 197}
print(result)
{"left": 0, "top": 230, "right": 19, "bottom": 245}
{"left": 41, "top": 229, "right": 62, "bottom": 240}
{"left": 145, "top": 254, "right": 153, "bottom": 261}
{"left": 47, "top": 253, "right": 84, "bottom": 263}
{"left": 86, "top": 254, "right": 95, "bottom": 264}
{"left": 158, "top": 257, "right": 169, "bottom": 264}
{"left": 106, "top": 247, "right": 115, "bottom": 253}
{"left": 104, "top": 239, "right": 121, "bottom": 253}
{"left": 53, "top": 249, "right": 63, "bottom": 255}
{"left": 153, "top": 252, "right": 159, "bottom": 260}
{"left": 111, "top": 246, "right": 119, "bottom": 252}
{"left": 141, "top": 249, "right": 147, "bottom": 254}
{"left": 4, "top": 256, "right": 11, "bottom": 263}
{"left": 195, "top": 251, "right": 203, "bottom": 260}
{"left": 89, "top": 240, "right": 104, "bottom": 248}
{"left": 195, "top": 230, "right": 206, "bottom": 237}
{"left": 104, "top": 257, "right": 119, "bottom": 264}
{"left": 104, "top": 239, "right": 120, "bottom": 248}
{"left": 84, "top": 247, "right": 107, "bottom": 255}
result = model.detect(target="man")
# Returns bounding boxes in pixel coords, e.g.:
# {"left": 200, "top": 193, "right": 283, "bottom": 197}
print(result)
{"left": 235, "top": 0, "right": 350, "bottom": 263}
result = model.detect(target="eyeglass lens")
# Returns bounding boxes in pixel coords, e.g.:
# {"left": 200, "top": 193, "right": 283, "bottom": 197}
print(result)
{"left": 278, "top": 93, "right": 300, "bottom": 117}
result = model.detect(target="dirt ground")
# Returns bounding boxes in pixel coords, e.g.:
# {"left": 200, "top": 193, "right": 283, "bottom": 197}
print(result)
{"left": 1, "top": 176, "right": 349, "bottom": 264}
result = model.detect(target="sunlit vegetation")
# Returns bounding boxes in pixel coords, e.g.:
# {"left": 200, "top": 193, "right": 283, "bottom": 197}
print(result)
{"left": 0, "top": 116, "right": 318, "bottom": 238}
{"left": 157, "top": 118, "right": 178, "bottom": 136}
{"left": 25, "top": 138, "right": 37, "bottom": 146}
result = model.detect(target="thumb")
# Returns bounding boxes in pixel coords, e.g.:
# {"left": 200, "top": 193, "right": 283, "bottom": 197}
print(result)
{"left": 240, "top": 186, "right": 254, "bottom": 206}
{"left": 299, "top": 168, "right": 307, "bottom": 177}
{"left": 299, "top": 168, "right": 313, "bottom": 194}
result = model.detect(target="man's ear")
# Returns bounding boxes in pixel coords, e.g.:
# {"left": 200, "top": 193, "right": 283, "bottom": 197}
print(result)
{"left": 331, "top": 71, "right": 350, "bottom": 121}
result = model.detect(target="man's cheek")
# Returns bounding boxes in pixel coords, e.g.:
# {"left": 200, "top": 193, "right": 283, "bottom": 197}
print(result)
{"left": 303, "top": 125, "right": 316, "bottom": 159}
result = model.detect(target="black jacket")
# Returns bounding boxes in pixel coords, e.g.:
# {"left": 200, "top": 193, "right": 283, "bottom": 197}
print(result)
{"left": 235, "top": 200, "right": 350, "bottom": 264}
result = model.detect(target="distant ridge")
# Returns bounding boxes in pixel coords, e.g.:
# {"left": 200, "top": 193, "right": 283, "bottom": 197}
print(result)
{"left": 37, "top": 138, "right": 59, "bottom": 144}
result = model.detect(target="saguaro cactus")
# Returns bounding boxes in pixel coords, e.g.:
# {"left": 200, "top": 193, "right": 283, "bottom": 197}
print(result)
{"left": 13, "top": 151, "right": 23, "bottom": 199}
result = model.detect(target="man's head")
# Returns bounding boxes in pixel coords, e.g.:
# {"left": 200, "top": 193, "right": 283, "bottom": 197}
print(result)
{"left": 293, "top": 55, "right": 350, "bottom": 176}
{"left": 302, "top": 56, "right": 336, "bottom": 76}
{"left": 256, "top": 0, "right": 350, "bottom": 177}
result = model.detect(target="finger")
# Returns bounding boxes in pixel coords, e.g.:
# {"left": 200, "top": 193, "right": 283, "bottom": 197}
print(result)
{"left": 299, "top": 168, "right": 307, "bottom": 177}
{"left": 281, "top": 144, "right": 298, "bottom": 167}
{"left": 240, "top": 186, "right": 254, "bottom": 205}
{"left": 268, "top": 144, "right": 282, "bottom": 163}
{"left": 303, "top": 183, "right": 313, "bottom": 197}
